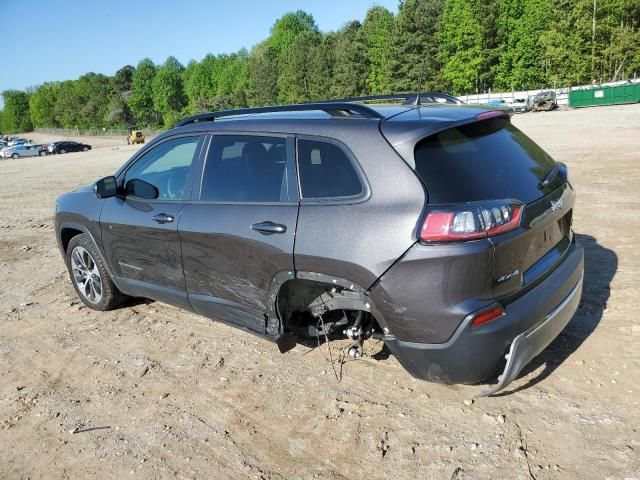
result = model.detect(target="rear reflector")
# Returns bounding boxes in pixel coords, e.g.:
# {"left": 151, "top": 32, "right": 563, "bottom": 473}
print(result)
{"left": 470, "top": 305, "right": 505, "bottom": 328}
{"left": 420, "top": 200, "right": 523, "bottom": 242}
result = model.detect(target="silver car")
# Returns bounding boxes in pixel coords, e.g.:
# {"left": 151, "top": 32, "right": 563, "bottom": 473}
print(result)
{"left": 0, "top": 144, "right": 45, "bottom": 159}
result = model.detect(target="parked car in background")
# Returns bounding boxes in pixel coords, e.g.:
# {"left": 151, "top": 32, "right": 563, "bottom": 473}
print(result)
{"left": 8, "top": 137, "right": 29, "bottom": 147}
{"left": 484, "top": 99, "right": 513, "bottom": 113}
{"left": 55, "top": 94, "right": 583, "bottom": 396}
{"left": 30, "top": 144, "right": 49, "bottom": 154}
{"left": 511, "top": 97, "right": 529, "bottom": 113}
{"left": 48, "top": 141, "right": 92, "bottom": 154}
{"left": 0, "top": 144, "right": 45, "bottom": 159}
{"left": 532, "top": 91, "right": 558, "bottom": 112}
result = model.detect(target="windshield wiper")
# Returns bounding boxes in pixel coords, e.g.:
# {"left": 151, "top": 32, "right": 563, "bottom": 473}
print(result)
{"left": 540, "top": 164, "right": 559, "bottom": 188}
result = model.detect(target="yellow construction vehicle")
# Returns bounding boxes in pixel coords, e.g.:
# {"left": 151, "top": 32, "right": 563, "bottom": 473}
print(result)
{"left": 127, "top": 128, "right": 145, "bottom": 145}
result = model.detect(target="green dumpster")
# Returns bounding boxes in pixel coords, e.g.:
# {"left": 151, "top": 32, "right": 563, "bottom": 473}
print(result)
{"left": 569, "top": 82, "right": 640, "bottom": 107}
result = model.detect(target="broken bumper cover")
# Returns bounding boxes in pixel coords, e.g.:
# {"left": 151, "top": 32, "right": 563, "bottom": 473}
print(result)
{"left": 383, "top": 239, "right": 584, "bottom": 392}
{"left": 478, "top": 271, "right": 583, "bottom": 396}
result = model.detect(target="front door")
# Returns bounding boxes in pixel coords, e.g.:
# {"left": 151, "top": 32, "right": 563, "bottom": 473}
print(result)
{"left": 179, "top": 134, "right": 298, "bottom": 334}
{"left": 100, "top": 134, "right": 204, "bottom": 308}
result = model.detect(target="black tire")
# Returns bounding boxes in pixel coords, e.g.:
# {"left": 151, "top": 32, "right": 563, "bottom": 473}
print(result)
{"left": 39, "top": 150, "right": 46, "bottom": 156}
{"left": 60, "top": 149, "right": 66, "bottom": 154}
{"left": 11, "top": 153, "right": 19, "bottom": 159}
{"left": 82, "top": 146, "right": 89, "bottom": 152}
{"left": 66, "top": 234, "right": 127, "bottom": 310}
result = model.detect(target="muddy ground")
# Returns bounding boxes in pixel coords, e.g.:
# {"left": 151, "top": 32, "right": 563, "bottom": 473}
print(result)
{"left": 1, "top": 105, "right": 639, "bottom": 479}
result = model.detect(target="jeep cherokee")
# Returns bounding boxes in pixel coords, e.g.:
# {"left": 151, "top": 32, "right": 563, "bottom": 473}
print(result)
{"left": 55, "top": 94, "right": 584, "bottom": 396}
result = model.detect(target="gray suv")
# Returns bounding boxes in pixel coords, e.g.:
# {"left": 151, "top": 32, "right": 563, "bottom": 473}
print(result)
{"left": 55, "top": 94, "right": 584, "bottom": 396}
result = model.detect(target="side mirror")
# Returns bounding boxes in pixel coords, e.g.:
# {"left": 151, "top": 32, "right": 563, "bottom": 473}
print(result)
{"left": 125, "top": 178, "right": 159, "bottom": 200}
{"left": 94, "top": 176, "right": 117, "bottom": 198}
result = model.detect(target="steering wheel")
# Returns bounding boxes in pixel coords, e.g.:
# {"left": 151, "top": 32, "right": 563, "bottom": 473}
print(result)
{"left": 166, "top": 173, "right": 185, "bottom": 200}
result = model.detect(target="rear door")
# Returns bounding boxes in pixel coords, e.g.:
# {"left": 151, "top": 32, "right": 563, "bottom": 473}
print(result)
{"left": 179, "top": 134, "right": 298, "bottom": 335}
{"left": 100, "top": 134, "right": 204, "bottom": 308}
{"left": 412, "top": 117, "right": 574, "bottom": 297}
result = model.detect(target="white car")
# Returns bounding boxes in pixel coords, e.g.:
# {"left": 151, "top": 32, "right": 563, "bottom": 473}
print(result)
{"left": 7, "top": 137, "right": 29, "bottom": 147}
{"left": 0, "top": 144, "right": 45, "bottom": 159}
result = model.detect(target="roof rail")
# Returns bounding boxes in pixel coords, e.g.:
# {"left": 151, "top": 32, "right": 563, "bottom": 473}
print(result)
{"left": 318, "top": 93, "right": 464, "bottom": 105}
{"left": 177, "top": 102, "right": 384, "bottom": 127}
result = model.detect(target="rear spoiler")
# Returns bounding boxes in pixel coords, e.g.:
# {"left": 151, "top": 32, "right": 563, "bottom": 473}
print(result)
{"left": 380, "top": 108, "right": 510, "bottom": 169}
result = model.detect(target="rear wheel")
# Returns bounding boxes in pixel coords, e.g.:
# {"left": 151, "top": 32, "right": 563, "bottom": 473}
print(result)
{"left": 39, "top": 150, "right": 46, "bottom": 156}
{"left": 66, "top": 234, "right": 127, "bottom": 310}
{"left": 60, "top": 149, "right": 66, "bottom": 154}
{"left": 11, "top": 153, "right": 18, "bottom": 159}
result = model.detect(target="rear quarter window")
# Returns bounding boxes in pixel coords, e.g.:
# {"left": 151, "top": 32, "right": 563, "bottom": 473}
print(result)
{"left": 297, "top": 139, "right": 363, "bottom": 199}
{"left": 414, "top": 118, "right": 562, "bottom": 204}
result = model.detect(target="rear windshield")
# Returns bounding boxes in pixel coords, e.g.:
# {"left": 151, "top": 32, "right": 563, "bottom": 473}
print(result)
{"left": 414, "top": 118, "right": 563, "bottom": 204}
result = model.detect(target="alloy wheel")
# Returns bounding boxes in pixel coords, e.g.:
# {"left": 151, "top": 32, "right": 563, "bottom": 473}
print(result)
{"left": 70, "top": 246, "right": 103, "bottom": 304}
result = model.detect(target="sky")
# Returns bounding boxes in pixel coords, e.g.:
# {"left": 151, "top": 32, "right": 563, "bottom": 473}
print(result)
{"left": 1, "top": 0, "right": 398, "bottom": 107}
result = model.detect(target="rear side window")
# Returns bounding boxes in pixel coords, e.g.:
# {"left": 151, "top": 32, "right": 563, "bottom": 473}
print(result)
{"left": 414, "top": 118, "right": 562, "bottom": 204}
{"left": 201, "top": 135, "right": 289, "bottom": 202}
{"left": 297, "top": 139, "right": 363, "bottom": 199}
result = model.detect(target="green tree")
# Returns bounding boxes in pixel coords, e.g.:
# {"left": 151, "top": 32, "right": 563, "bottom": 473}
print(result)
{"left": 362, "top": 6, "right": 394, "bottom": 93}
{"left": 152, "top": 56, "right": 186, "bottom": 128}
{"left": 439, "top": 0, "right": 484, "bottom": 94}
{"left": 278, "top": 30, "right": 331, "bottom": 103}
{"left": 129, "top": 58, "right": 158, "bottom": 126}
{"left": 268, "top": 10, "right": 319, "bottom": 54}
{"left": 331, "top": 21, "right": 368, "bottom": 98}
{"left": 113, "top": 65, "right": 135, "bottom": 93}
{"left": 389, "top": 0, "right": 445, "bottom": 92}
{"left": 29, "top": 82, "right": 60, "bottom": 127}
{"left": 1, "top": 90, "right": 32, "bottom": 133}
{"left": 495, "top": 0, "right": 550, "bottom": 90}
{"left": 475, "top": 0, "right": 500, "bottom": 92}
{"left": 74, "top": 73, "right": 113, "bottom": 128}
{"left": 248, "top": 41, "right": 279, "bottom": 106}
{"left": 184, "top": 55, "right": 218, "bottom": 113}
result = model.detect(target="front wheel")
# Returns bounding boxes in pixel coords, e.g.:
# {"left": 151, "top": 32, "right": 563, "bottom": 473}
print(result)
{"left": 11, "top": 153, "right": 19, "bottom": 159}
{"left": 59, "top": 149, "right": 66, "bottom": 154}
{"left": 66, "top": 234, "right": 127, "bottom": 310}
{"left": 82, "top": 146, "right": 88, "bottom": 152}
{"left": 39, "top": 150, "right": 46, "bottom": 156}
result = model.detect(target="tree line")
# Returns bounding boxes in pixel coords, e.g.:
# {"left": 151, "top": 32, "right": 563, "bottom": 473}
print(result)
{"left": 1, "top": 0, "right": 638, "bottom": 134}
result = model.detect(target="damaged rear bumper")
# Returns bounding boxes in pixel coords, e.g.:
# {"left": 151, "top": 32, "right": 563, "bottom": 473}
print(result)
{"left": 478, "top": 272, "right": 583, "bottom": 396}
{"left": 383, "top": 239, "right": 584, "bottom": 392}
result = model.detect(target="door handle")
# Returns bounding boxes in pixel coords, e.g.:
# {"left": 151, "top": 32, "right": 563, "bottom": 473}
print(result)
{"left": 251, "top": 221, "right": 287, "bottom": 235}
{"left": 152, "top": 213, "right": 175, "bottom": 224}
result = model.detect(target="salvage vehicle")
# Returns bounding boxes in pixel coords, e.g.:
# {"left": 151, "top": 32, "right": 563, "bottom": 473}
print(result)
{"left": 48, "top": 141, "right": 92, "bottom": 154}
{"left": 54, "top": 94, "right": 583, "bottom": 396}
{"left": 0, "top": 144, "right": 45, "bottom": 159}
{"left": 532, "top": 90, "right": 558, "bottom": 112}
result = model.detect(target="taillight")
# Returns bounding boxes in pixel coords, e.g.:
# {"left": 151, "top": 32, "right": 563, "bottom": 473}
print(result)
{"left": 420, "top": 200, "right": 523, "bottom": 242}
{"left": 470, "top": 305, "right": 504, "bottom": 328}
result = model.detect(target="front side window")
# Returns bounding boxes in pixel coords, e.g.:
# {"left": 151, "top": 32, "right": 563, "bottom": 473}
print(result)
{"left": 200, "top": 135, "right": 289, "bottom": 202}
{"left": 297, "top": 139, "right": 363, "bottom": 199}
{"left": 124, "top": 136, "right": 201, "bottom": 200}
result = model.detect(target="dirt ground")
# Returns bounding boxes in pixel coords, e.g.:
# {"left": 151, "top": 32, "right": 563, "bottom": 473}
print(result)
{"left": 1, "top": 105, "right": 639, "bottom": 479}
